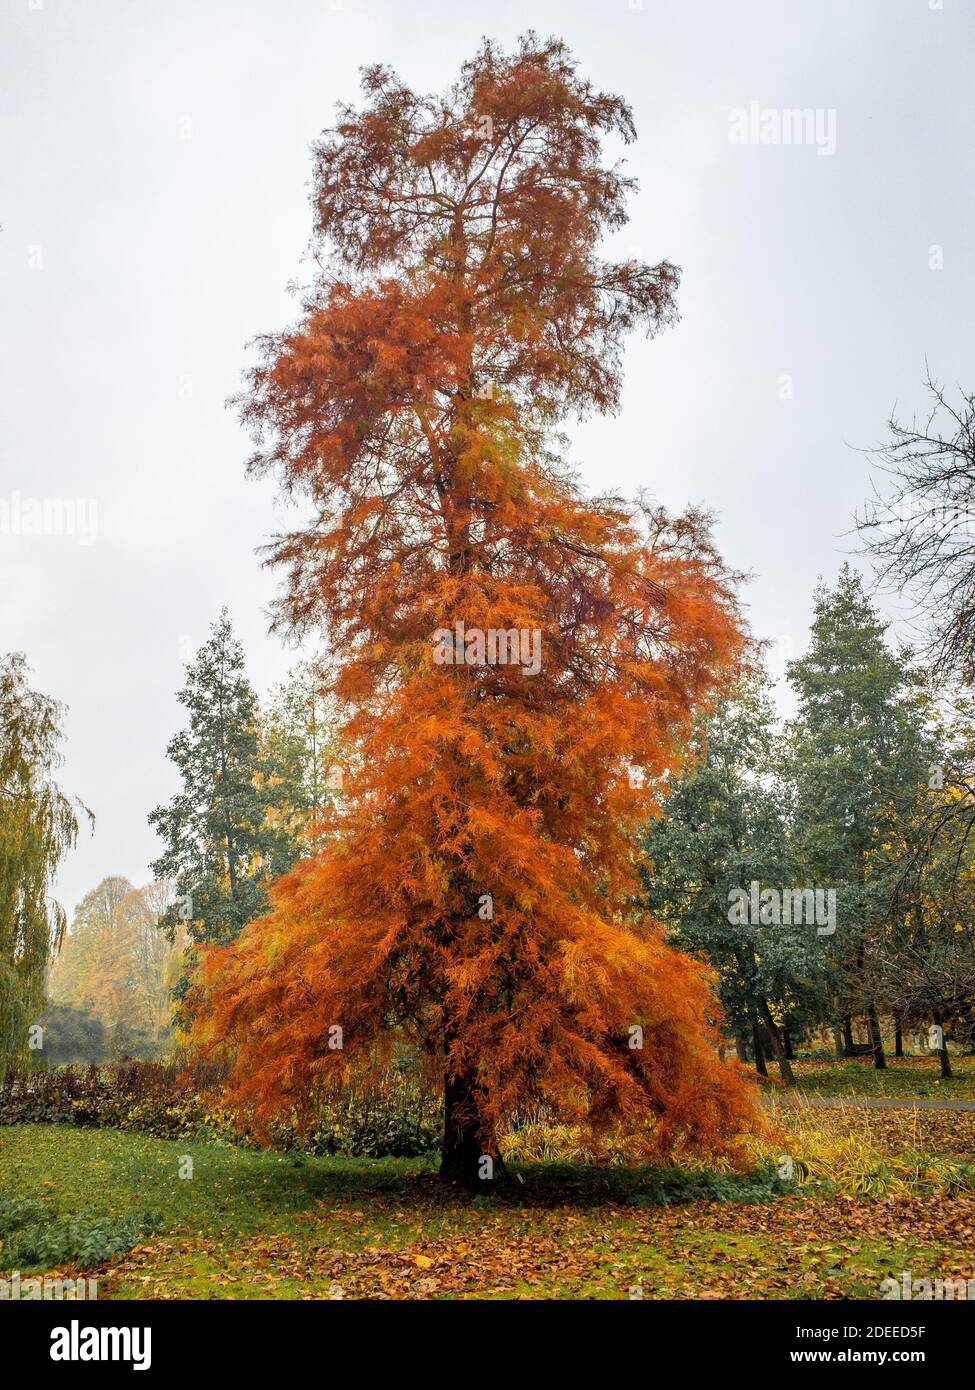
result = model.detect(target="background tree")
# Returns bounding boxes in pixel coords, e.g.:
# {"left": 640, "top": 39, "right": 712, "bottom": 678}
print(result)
{"left": 641, "top": 679, "right": 829, "bottom": 1086}
{"left": 857, "top": 374, "right": 975, "bottom": 929}
{"left": 194, "top": 36, "right": 758, "bottom": 1185}
{"left": 149, "top": 610, "right": 297, "bottom": 956}
{"left": 858, "top": 373, "right": 975, "bottom": 682}
{"left": 31, "top": 1001, "right": 107, "bottom": 1066}
{"left": 0, "top": 652, "right": 89, "bottom": 1069}
{"left": 784, "top": 566, "right": 933, "bottom": 1069}
{"left": 870, "top": 767, "right": 975, "bottom": 1072}
{"left": 262, "top": 661, "right": 340, "bottom": 855}
{"left": 46, "top": 876, "right": 179, "bottom": 1059}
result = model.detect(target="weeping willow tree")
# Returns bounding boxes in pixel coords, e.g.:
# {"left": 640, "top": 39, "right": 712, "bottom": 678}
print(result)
{"left": 0, "top": 653, "right": 89, "bottom": 1068}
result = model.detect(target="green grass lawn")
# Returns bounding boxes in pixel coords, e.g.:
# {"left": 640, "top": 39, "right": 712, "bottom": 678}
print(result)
{"left": 3, "top": 1123, "right": 975, "bottom": 1299}
{"left": 767, "top": 1055, "right": 975, "bottom": 1099}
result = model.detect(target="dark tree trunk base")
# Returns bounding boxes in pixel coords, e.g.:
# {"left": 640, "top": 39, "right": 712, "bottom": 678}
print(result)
{"left": 438, "top": 1146, "right": 509, "bottom": 1189}
{"left": 439, "top": 1070, "right": 506, "bottom": 1190}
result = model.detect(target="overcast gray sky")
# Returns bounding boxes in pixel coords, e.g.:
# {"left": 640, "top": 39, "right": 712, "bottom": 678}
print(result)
{"left": 2, "top": 0, "right": 973, "bottom": 917}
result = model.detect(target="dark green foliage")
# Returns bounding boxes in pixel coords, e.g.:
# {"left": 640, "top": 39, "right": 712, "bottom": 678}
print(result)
{"left": 620, "top": 1164, "right": 796, "bottom": 1206}
{"left": 785, "top": 566, "right": 936, "bottom": 1052}
{"left": 149, "top": 611, "right": 297, "bottom": 953}
{"left": 642, "top": 567, "right": 945, "bottom": 1074}
{"left": 641, "top": 676, "right": 827, "bottom": 1075}
{"left": 786, "top": 565, "right": 932, "bottom": 893}
{"left": 0, "top": 1192, "right": 159, "bottom": 1267}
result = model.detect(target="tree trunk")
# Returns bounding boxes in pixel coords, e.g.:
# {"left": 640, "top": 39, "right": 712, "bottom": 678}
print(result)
{"left": 842, "top": 1015, "right": 856, "bottom": 1057}
{"left": 751, "top": 1019, "right": 768, "bottom": 1078}
{"left": 867, "top": 1000, "right": 887, "bottom": 1070}
{"left": 734, "top": 1030, "right": 748, "bottom": 1063}
{"left": 934, "top": 1012, "right": 952, "bottom": 1079}
{"left": 832, "top": 1025, "right": 844, "bottom": 1059}
{"left": 894, "top": 1018, "right": 903, "bottom": 1058}
{"left": 439, "top": 1072, "right": 501, "bottom": 1188}
{"left": 783, "top": 1024, "right": 795, "bottom": 1060}
{"left": 758, "top": 1000, "right": 795, "bottom": 1087}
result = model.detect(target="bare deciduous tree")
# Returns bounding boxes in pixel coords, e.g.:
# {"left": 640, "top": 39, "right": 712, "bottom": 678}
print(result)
{"left": 858, "top": 371, "right": 975, "bottom": 681}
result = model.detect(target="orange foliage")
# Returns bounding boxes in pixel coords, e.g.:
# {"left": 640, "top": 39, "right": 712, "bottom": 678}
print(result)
{"left": 193, "top": 35, "right": 758, "bottom": 1178}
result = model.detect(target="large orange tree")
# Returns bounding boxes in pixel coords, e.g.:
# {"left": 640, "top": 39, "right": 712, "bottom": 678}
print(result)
{"left": 196, "top": 34, "right": 757, "bottom": 1183}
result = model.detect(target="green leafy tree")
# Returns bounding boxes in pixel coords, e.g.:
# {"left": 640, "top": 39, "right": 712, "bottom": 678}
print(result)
{"left": 149, "top": 611, "right": 296, "bottom": 955}
{"left": 0, "top": 652, "right": 89, "bottom": 1068}
{"left": 642, "top": 678, "right": 828, "bottom": 1084}
{"left": 784, "top": 565, "right": 934, "bottom": 1068}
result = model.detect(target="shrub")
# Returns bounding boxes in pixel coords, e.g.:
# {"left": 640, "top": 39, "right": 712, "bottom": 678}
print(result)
{"left": 301, "top": 1081, "right": 441, "bottom": 1158}
{"left": 0, "top": 1061, "right": 441, "bottom": 1158}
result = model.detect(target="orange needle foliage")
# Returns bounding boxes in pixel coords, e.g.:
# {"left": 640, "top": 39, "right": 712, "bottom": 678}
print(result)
{"left": 193, "top": 34, "right": 759, "bottom": 1182}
